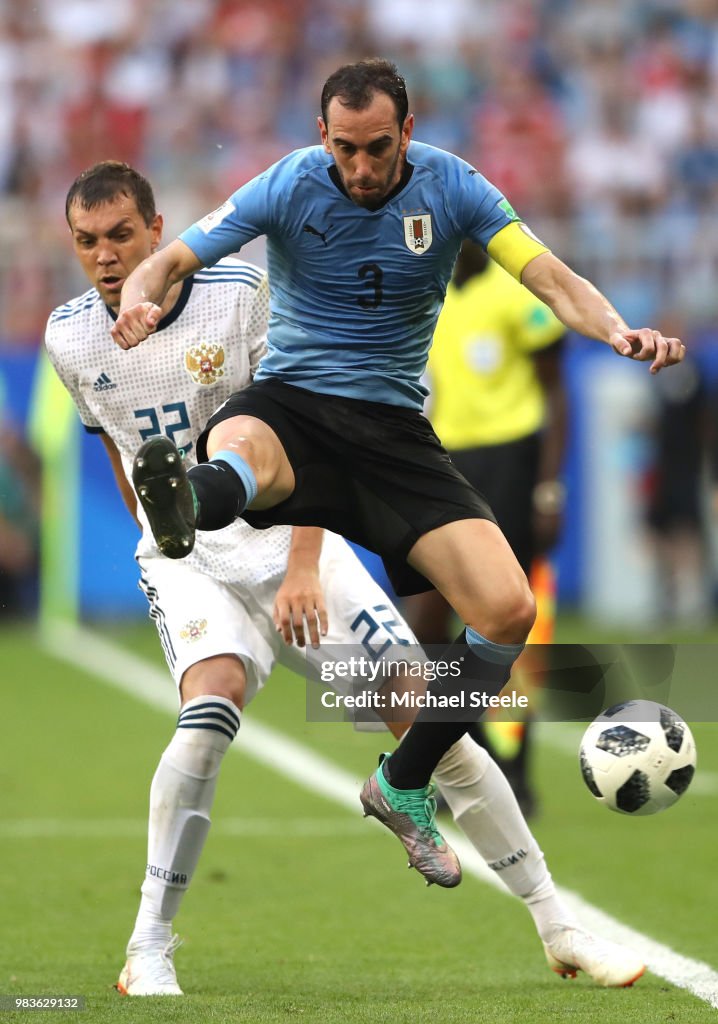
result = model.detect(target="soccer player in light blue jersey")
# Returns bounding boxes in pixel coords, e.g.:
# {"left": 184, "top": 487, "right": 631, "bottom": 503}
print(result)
{"left": 111, "top": 59, "right": 682, "bottom": 924}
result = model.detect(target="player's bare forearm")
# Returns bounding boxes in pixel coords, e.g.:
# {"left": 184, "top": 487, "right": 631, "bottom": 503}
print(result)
{"left": 287, "top": 527, "right": 325, "bottom": 570}
{"left": 100, "top": 434, "right": 141, "bottom": 529}
{"left": 521, "top": 252, "right": 685, "bottom": 373}
{"left": 273, "top": 528, "right": 329, "bottom": 648}
{"left": 521, "top": 253, "right": 627, "bottom": 342}
{"left": 111, "top": 240, "right": 202, "bottom": 350}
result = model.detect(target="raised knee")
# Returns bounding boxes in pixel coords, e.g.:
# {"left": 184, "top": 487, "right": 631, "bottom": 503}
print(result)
{"left": 511, "top": 586, "right": 537, "bottom": 640}
{"left": 210, "top": 433, "right": 260, "bottom": 476}
{"left": 207, "top": 417, "right": 281, "bottom": 486}
{"left": 480, "top": 582, "right": 536, "bottom": 644}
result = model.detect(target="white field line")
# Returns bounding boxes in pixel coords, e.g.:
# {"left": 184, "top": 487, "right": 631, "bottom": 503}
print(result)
{"left": 41, "top": 621, "right": 718, "bottom": 1010}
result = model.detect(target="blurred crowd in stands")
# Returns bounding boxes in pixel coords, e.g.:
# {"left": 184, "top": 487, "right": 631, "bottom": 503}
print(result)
{"left": 1, "top": 0, "right": 718, "bottom": 347}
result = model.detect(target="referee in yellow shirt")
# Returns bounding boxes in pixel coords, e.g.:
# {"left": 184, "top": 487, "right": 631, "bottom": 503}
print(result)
{"left": 406, "top": 239, "right": 568, "bottom": 817}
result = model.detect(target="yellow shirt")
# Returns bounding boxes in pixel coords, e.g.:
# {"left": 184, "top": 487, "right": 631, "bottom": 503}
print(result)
{"left": 428, "top": 260, "right": 564, "bottom": 448}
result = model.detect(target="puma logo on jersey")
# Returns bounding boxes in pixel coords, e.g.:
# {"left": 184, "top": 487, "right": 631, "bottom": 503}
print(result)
{"left": 303, "top": 223, "right": 332, "bottom": 246}
{"left": 93, "top": 372, "right": 117, "bottom": 392}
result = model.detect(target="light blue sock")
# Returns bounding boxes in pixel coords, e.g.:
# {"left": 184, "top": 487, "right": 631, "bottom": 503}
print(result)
{"left": 466, "top": 626, "right": 525, "bottom": 667}
{"left": 210, "top": 449, "right": 257, "bottom": 508}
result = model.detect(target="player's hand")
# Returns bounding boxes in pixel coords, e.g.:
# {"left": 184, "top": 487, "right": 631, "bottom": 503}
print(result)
{"left": 609, "top": 329, "right": 685, "bottom": 374}
{"left": 110, "top": 302, "right": 163, "bottom": 350}
{"left": 273, "top": 567, "right": 329, "bottom": 649}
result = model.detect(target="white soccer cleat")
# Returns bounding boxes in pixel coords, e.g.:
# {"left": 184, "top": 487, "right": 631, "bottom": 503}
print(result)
{"left": 543, "top": 925, "right": 646, "bottom": 988}
{"left": 116, "top": 934, "right": 184, "bottom": 996}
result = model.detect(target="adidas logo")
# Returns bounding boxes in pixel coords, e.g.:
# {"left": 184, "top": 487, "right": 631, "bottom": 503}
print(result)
{"left": 93, "top": 372, "right": 117, "bottom": 392}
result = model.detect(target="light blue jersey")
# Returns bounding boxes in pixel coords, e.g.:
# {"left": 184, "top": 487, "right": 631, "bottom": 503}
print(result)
{"left": 180, "top": 141, "right": 516, "bottom": 408}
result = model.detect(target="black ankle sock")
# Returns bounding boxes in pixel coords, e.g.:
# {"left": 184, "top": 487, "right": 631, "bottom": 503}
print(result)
{"left": 188, "top": 460, "right": 248, "bottom": 531}
{"left": 385, "top": 629, "right": 514, "bottom": 790}
{"left": 384, "top": 722, "right": 471, "bottom": 789}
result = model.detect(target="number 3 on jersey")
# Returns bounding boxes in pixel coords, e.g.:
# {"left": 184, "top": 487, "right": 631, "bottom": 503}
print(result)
{"left": 134, "top": 402, "right": 193, "bottom": 454}
{"left": 357, "top": 264, "right": 383, "bottom": 309}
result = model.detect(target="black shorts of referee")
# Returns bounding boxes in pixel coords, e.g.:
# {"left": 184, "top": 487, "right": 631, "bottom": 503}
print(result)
{"left": 449, "top": 433, "right": 541, "bottom": 577}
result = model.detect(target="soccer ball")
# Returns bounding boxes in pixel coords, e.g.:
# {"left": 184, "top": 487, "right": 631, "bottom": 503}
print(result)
{"left": 579, "top": 700, "right": 696, "bottom": 815}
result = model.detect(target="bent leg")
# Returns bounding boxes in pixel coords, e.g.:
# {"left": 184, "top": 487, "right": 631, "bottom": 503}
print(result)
{"left": 382, "top": 519, "right": 536, "bottom": 791}
{"left": 403, "top": 589, "right": 454, "bottom": 646}
{"left": 186, "top": 414, "right": 295, "bottom": 533}
{"left": 180, "top": 653, "right": 247, "bottom": 708}
{"left": 203, "top": 414, "right": 295, "bottom": 510}
{"left": 133, "top": 411, "right": 296, "bottom": 556}
{"left": 408, "top": 518, "right": 536, "bottom": 643}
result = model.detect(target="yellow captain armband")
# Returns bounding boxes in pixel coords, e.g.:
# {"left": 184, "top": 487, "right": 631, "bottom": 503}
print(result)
{"left": 486, "top": 221, "right": 550, "bottom": 282}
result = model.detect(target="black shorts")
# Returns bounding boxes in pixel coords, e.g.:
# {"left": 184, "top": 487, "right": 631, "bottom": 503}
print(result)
{"left": 197, "top": 379, "right": 496, "bottom": 596}
{"left": 450, "top": 433, "right": 540, "bottom": 575}
{"left": 646, "top": 378, "right": 705, "bottom": 533}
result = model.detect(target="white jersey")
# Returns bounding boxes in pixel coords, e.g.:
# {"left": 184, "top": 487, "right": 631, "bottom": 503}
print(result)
{"left": 45, "top": 257, "right": 294, "bottom": 586}
{"left": 46, "top": 255, "right": 420, "bottom": 701}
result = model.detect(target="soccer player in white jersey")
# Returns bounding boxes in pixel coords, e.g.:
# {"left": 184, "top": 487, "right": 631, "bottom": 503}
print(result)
{"left": 51, "top": 161, "right": 646, "bottom": 994}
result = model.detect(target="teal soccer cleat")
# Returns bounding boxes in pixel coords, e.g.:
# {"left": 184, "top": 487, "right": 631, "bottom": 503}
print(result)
{"left": 360, "top": 755, "right": 462, "bottom": 888}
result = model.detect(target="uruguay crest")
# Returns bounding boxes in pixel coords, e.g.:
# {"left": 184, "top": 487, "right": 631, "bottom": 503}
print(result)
{"left": 403, "top": 214, "right": 433, "bottom": 253}
{"left": 185, "top": 343, "right": 225, "bottom": 385}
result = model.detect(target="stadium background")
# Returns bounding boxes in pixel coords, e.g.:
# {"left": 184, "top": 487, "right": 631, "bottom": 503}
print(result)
{"left": 1, "top": 3, "right": 718, "bottom": 1020}
{"left": 2, "top": 0, "right": 718, "bottom": 624}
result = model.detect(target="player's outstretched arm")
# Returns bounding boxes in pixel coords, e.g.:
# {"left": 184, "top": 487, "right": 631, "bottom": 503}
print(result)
{"left": 111, "top": 239, "right": 203, "bottom": 350}
{"left": 273, "top": 528, "right": 329, "bottom": 649}
{"left": 521, "top": 252, "right": 685, "bottom": 373}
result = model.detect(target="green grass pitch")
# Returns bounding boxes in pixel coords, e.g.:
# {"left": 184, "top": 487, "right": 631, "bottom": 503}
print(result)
{"left": 1, "top": 620, "right": 716, "bottom": 1023}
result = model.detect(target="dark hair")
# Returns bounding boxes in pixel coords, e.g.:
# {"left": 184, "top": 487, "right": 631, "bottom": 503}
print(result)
{"left": 65, "top": 161, "right": 156, "bottom": 226}
{"left": 321, "top": 59, "right": 408, "bottom": 129}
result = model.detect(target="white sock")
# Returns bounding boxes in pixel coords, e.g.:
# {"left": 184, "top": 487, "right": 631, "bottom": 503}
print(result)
{"left": 434, "top": 734, "right": 578, "bottom": 944}
{"left": 128, "top": 695, "right": 240, "bottom": 951}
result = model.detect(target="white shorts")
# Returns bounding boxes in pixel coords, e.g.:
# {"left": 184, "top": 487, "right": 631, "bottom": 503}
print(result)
{"left": 137, "top": 531, "right": 418, "bottom": 706}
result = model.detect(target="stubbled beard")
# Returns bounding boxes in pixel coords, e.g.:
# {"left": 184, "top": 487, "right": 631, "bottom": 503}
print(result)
{"left": 343, "top": 151, "right": 403, "bottom": 210}
{"left": 351, "top": 191, "right": 383, "bottom": 210}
